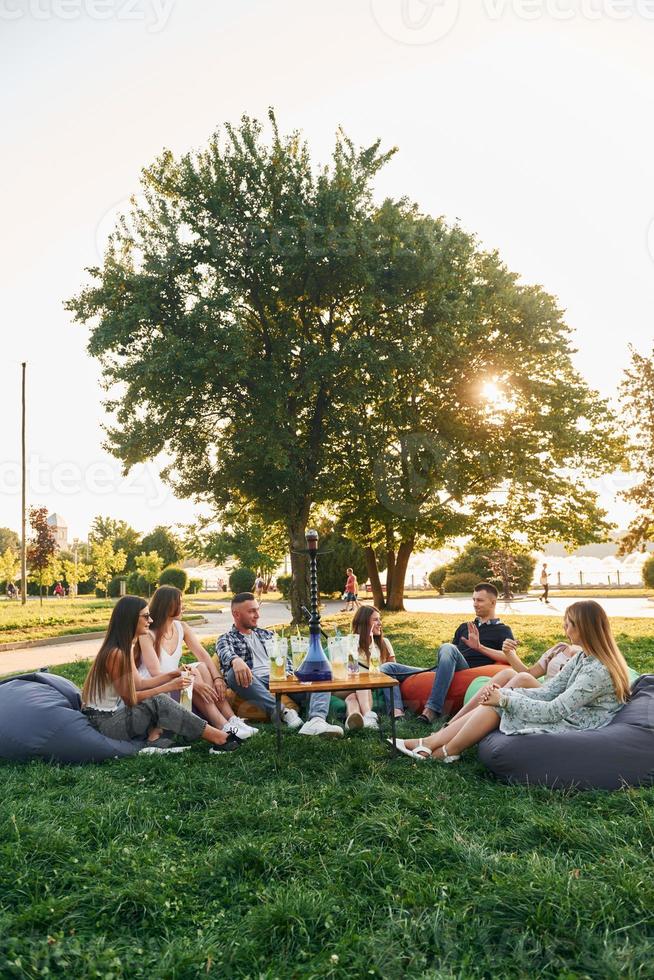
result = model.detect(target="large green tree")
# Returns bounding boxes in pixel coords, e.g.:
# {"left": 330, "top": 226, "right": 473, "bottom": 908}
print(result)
{"left": 190, "top": 504, "right": 287, "bottom": 591}
{"left": 67, "top": 112, "right": 406, "bottom": 622}
{"left": 0, "top": 528, "right": 20, "bottom": 554}
{"left": 141, "top": 526, "right": 184, "bottom": 568}
{"left": 90, "top": 516, "right": 142, "bottom": 571}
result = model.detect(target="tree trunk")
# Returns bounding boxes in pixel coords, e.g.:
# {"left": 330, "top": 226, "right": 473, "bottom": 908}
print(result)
{"left": 365, "top": 546, "right": 386, "bottom": 610}
{"left": 288, "top": 517, "right": 311, "bottom": 625}
{"left": 386, "top": 538, "right": 414, "bottom": 612}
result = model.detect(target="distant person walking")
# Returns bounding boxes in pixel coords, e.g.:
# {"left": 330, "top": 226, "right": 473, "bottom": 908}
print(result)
{"left": 254, "top": 575, "right": 264, "bottom": 599}
{"left": 341, "top": 567, "right": 360, "bottom": 613}
{"left": 539, "top": 564, "right": 549, "bottom": 604}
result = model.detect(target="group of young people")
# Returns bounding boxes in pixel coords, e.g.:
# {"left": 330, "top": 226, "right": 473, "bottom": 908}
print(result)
{"left": 80, "top": 582, "right": 632, "bottom": 764}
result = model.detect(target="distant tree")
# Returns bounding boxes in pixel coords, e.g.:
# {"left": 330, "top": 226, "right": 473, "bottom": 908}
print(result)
{"left": 0, "top": 548, "right": 20, "bottom": 588}
{"left": 313, "top": 531, "right": 367, "bottom": 595}
{"left": 228, "top": 567, "right": 256, "bottom": 594}
{"left": 135, "top": 551, "right": 164, "bottom": 596}
{"left": 90, "top": 516, "right": 142, "bottom": 571}
{"left": 90, "top": 539, "right": 127, "bottom": 597}
{"left": 141, "top": 527, "right": 184, "bottom": 569}
{"left": 642, "top": 555, "right": 654, "bottom": 589}
{"left": 60, "top": 557, "right": 92, "bottom": 597}
{"left": 159, "top": 567, "right": 189, "bottom": 591}
{"left": 445, "top": 540, "right": 535, "bottom": 596}
{"left": 26, "top": 507, "right": 57, "bottom": 605}
{"left": 0, "top": 528, "right": 20, "bottom": 554}
{"left": 619, "top": 345, "right": 654, "bottom": 553}
{"left": 192, "top": 507, "right": 286, "bottom": 592}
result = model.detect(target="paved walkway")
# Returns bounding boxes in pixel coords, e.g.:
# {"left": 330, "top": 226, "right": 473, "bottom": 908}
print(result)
{"left": 2, "top": 596, "right": 652, "bottom": 677}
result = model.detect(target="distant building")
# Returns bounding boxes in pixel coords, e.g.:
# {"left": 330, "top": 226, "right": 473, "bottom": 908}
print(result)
{"left": 47, "top": 513, "right": 68, "bottom": 551}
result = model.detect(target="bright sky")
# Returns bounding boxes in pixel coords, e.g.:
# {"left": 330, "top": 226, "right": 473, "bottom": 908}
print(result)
{"left": 2, "top": 0, "right": 653, "bottom": 542}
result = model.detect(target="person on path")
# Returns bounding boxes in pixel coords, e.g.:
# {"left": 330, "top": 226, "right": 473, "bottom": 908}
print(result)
{"left": 394, "top": 600, "right": 630, "bottom": 762}
{"left": 217, "top": 593, "right": 344, "bottom": 738}
{"left": 539, "top": 564, "right": 550, "bottom": 603}
{"left": 81, "top": 595, "right": 240, "bottom": 755}
{"left": 340, "top": 567, "right": 360, "bottom": 613}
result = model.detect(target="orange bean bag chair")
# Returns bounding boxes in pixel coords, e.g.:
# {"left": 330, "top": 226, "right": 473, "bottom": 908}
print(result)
{"left": 400, "top": 664, "right": 510, "bottom": 717}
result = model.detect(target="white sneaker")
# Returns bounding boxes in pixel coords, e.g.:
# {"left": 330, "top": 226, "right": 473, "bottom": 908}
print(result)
{"left": 299, "top": 717, "right": 344, "bottom": 738}
{"left": 363, "top": 711, "right": 379, "bottom": 730}
{"left": 282, "top": 708, "right": 302, "bottom": 730}
{"left": 345, "top": 710, "right": 364, "bottom": 731}
{"left": 234, "top": 717, "right": 260, "bottom": 737}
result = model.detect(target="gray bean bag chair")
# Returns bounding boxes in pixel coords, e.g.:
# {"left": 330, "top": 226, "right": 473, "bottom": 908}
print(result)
{"left": 478, "top": 674, "right": 654, "bottom": 790}
{"left": 0, "top": 671, "right": 144, "bottom": 763}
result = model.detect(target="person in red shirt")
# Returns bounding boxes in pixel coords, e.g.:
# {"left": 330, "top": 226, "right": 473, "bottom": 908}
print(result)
{"left": 340, "top": 567, "right": 360, "bottom": 613}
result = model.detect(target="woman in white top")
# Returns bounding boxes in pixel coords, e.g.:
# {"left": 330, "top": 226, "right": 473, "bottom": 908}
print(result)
{"left": 446, "top": 638, "right": 582, "bottom": 725}
{"left": 137, "top": 586, "right": 257, "bottom": 741}
{"left": 340, "top": 606, "right": 396, "bottom": 731}
{"left": 81, "top": 595, "right": 240, "bottom": 753}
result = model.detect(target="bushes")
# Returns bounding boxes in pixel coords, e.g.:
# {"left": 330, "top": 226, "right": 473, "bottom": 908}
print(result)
{"left": 429, "top": 566, "right": 448, "bottom": 591}
{"left": 228, "top": 567, "right": 256, "bottom": 594}
{"left": 187, "top": 578, "right": 203, "bottom": 594}
{"left": 126, "top": 571, "right": 151, "bottom": 597}
{"left": 442, "top": 572, "right": 480, "bottom": 594}
{"left": 444, "top": 542, "right": 536, "bottom": 595}
{"left": 276, "top": 574, "right": 292, "bottom": 600}
{"left": 107, "top": 576, "right": 126, "bottom": 598}
{"left": 159, "top": 567, "right": 189, "bottom": 591}
{"left": 642, "top": 556, "right": 654, "bottom": 589}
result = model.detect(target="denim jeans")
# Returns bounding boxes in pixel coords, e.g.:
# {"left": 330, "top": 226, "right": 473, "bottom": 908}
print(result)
{"left": 378, "top": 662, "right": 427, "bottom": 713}
{"left": 426, "top": 643, "right": 470, "bottom": 714}
{"left": 225, "top": 669, "right": 330, "bottom": 720}
{"left": 83, "top": 694, "right": 207, "bottom": 742}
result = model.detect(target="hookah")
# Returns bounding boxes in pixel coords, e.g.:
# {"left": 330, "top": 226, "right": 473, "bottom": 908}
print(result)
{"left": 294, "top": 529, "right": 333, "bottom": 682}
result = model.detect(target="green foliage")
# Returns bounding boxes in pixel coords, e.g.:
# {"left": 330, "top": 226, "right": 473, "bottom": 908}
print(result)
{"left": 159, "top": 566, "right": 189, "bottom": 591}
{"left": 26, "top": 507, "right": 57, "bottom": 602}
{"left": 89, "top": 539, "right": 127, "bottom": 597}
{"left": 0, "top": 526, "right": 20, "bottom": 553}
{"left": 446, "top": 542, "right": 535, "bottom": 594}
{"left": 126, "top": 571, "right": 151, "bottom": 598}
{"left": 107, "top": 575, "right": 126, "bottom": 598}
{"left": 428, "top": 566, "right": 448, "bottom": 591}
{"left": 90, "top": 515, "right": 142, "bottom": 571}
{"left": 135, "top": 551, "right": 164, "bottom": 594}
{"left": 192, "top": 508, "right": 286, "bottom": 586}
{"left": 314, "top": 532, "right": 367, "bottom": 594}
{"left": 188, "top": 577, "right": 203, "bottom": 595}
{"left": 2, "top": 613, "right": 653, "bottom": 979}
{"left": 276, "top": 574, "right": 292, "bottom": 599}
{"left": 228, "top": 566, "right": 256, "bottom": 594}
{"left": 619, "top": 346, "right": 654, "bottom": 552}
{"left": 441, "top": 572, "right": 480, "bottom": 594}
{"left": 641, "top": 555, "right": 654, "bottom": 588}
{"left": 141, "top": 526, "right": 184, "bottom": 568}
{"left": 0, "top": 547, "right": 19, "bottom": 586}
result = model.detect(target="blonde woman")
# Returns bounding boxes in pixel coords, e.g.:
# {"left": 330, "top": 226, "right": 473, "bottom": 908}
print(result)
{"left": 81, "top": 595, "right": 240, "bottom": 754}
{"left": 137, "top": 586, "right": 258, "bottom": 741}
{"left": 394, "top": 600, "right": 630, "bottom": 762}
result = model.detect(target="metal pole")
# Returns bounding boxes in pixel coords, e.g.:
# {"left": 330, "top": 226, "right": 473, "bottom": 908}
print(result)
{"left": 21, "top": 362, "right": 27, "bottom": 606}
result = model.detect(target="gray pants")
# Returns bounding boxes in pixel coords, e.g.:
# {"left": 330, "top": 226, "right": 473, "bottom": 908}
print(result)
{"left": 225, "top": 669, "right": 330, "bottom": 720}
{"left": 83, "top": 694, "right": 207, "bottom": 743}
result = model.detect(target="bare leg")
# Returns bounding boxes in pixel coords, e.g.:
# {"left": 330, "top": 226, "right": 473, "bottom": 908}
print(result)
{"left": 448, "top": 669, "right": 517, "bottom": 724}
{"left": 355, "top": 690, "right": 372, "bottom": 713}
{"left": 191, "top": 663, "right": 230, "bottom": 728}
{"left": 441, "top": 706, "right": 500, "bottom": 756}
{"left": 404, "top": 711, "right": 475, "bottom": 752}
{"left": 200, "top": 724, "right": 229, "bottom": 746}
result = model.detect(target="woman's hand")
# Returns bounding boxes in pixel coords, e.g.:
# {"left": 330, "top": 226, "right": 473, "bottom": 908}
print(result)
{"left": 212, "top": 676, "right": 227, "bottom": 701}
{"left": 169, "top": 673, "right": 192, "bottom": 692}
{"left": 194, "top": 679, "right": 219, "bottom": 705}
{"left": 482, "top": 685, "right": 502, "bottom": 707}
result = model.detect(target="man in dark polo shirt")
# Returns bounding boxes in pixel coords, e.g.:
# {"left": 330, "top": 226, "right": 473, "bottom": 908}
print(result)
{"left": 419, "top": 582, "right": 513, "bottom": 722}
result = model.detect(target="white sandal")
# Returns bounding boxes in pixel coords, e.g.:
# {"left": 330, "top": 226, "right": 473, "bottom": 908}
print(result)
{"left": 437, "top": 744, "right": 460, "bottom": 763}
{"left": 389, "top": 737, "right": 432, "bottom": 760}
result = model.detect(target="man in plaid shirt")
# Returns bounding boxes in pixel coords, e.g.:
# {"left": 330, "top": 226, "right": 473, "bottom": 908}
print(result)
{"left": 217, "top": 593, "right": 343, "bottom": 737}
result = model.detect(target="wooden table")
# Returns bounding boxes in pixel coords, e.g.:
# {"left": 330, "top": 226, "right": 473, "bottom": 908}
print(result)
{"left": 269, "top": 672, "right": 400, "bottom": 754}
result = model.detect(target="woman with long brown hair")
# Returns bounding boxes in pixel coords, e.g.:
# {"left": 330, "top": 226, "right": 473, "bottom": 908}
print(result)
{"left": 137, "top": 586, "right": 257, "bottom": 740}
{"left": 394, "top": 600, "right": 631, "bottom": 762}
{"left": 81, "top": 595, "right": 240, "bottom": 754}
{"left": 339, "top": 606, "right": 397, "bottom": 731}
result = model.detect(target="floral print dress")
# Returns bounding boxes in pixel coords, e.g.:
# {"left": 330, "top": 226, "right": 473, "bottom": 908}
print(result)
{"left": 498, "top": 651, "right": 622, "bottom": 736}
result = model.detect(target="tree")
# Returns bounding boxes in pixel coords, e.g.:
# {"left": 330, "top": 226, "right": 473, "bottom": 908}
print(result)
{"left": 329, "top": 217, "right": 624, "bottom": 609}
{"left": 619, "top": 345, "right": 654, "bottom": 553}
{"left": 312, "top": 531, "right": 367, "bottom": 595}
{"left": 141, "top": 526, "right": 184, "bottom": 569}
{"left": 135, "top": 551, "right": 164, "bottom": 596}
{"left": 67, "top": 112, "right": 402, "bottom": 623}
{"left": 0, "top": 547, "right": 20, "bottom": 587}
{"left": 191, "top": 506, "right": 287, "bottom": 592}
{"left": 444, "top": 541, "right": 535, "bottom": 596}
{"left": 26, "top": 507, "right": 57, "bottom": 605}
{"left": 90, "top": 539, "right": 127, "bottom": 597}
{"left": 60, "top": 557, "right": 92, "bottom": 597}
{"left": 90, "top": 516, "right": 142, "bottom": 571}
{"left": 0, "top": 528, "right": 20, "bottom": 554}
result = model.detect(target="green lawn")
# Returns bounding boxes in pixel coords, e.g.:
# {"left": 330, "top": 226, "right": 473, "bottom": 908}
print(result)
{"left": 1, "top": 614, "right": 653, "bottom": 978}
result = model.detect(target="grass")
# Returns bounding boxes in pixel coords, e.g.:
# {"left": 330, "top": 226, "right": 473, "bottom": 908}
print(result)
{"left": 0, "top": 598, "right": 213, "bottom": 646}
{"left": 1, "top": 613, "right": 654, "bottom": 978}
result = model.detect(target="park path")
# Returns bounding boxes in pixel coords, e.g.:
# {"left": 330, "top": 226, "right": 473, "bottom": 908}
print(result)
{"left": 1, "top": 595, "right": 652, "bottom": 677}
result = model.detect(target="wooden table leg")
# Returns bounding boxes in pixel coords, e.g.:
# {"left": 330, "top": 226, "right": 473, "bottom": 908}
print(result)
{"left": 389, "top": 685, "right": 397, "bottom": 754}
{"left": 275, "top": 693, "right": 282, "bottom": 755}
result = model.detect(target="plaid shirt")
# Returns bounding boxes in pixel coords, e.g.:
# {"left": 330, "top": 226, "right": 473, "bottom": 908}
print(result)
{"left": 216, "top": 624, "right": 274, "bottom": 674}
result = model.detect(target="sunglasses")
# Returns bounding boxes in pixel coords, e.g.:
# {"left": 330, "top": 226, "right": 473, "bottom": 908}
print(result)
{"left": 140, "top": 612, "right": 153, "bottom": 622}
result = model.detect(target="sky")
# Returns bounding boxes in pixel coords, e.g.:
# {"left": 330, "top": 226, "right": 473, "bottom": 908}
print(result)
{"left": 1, "top": 0, "right": 653, "bottom": 543}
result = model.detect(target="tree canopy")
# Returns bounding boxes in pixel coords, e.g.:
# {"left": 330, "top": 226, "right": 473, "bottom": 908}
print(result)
{"left": 619, "top": 344, "right": 654, "bottom": 553}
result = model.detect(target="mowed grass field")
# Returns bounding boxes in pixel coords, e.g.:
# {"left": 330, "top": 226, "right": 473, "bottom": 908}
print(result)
{"left": 1, "top": 613, "right": 654, "bottom": 978}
